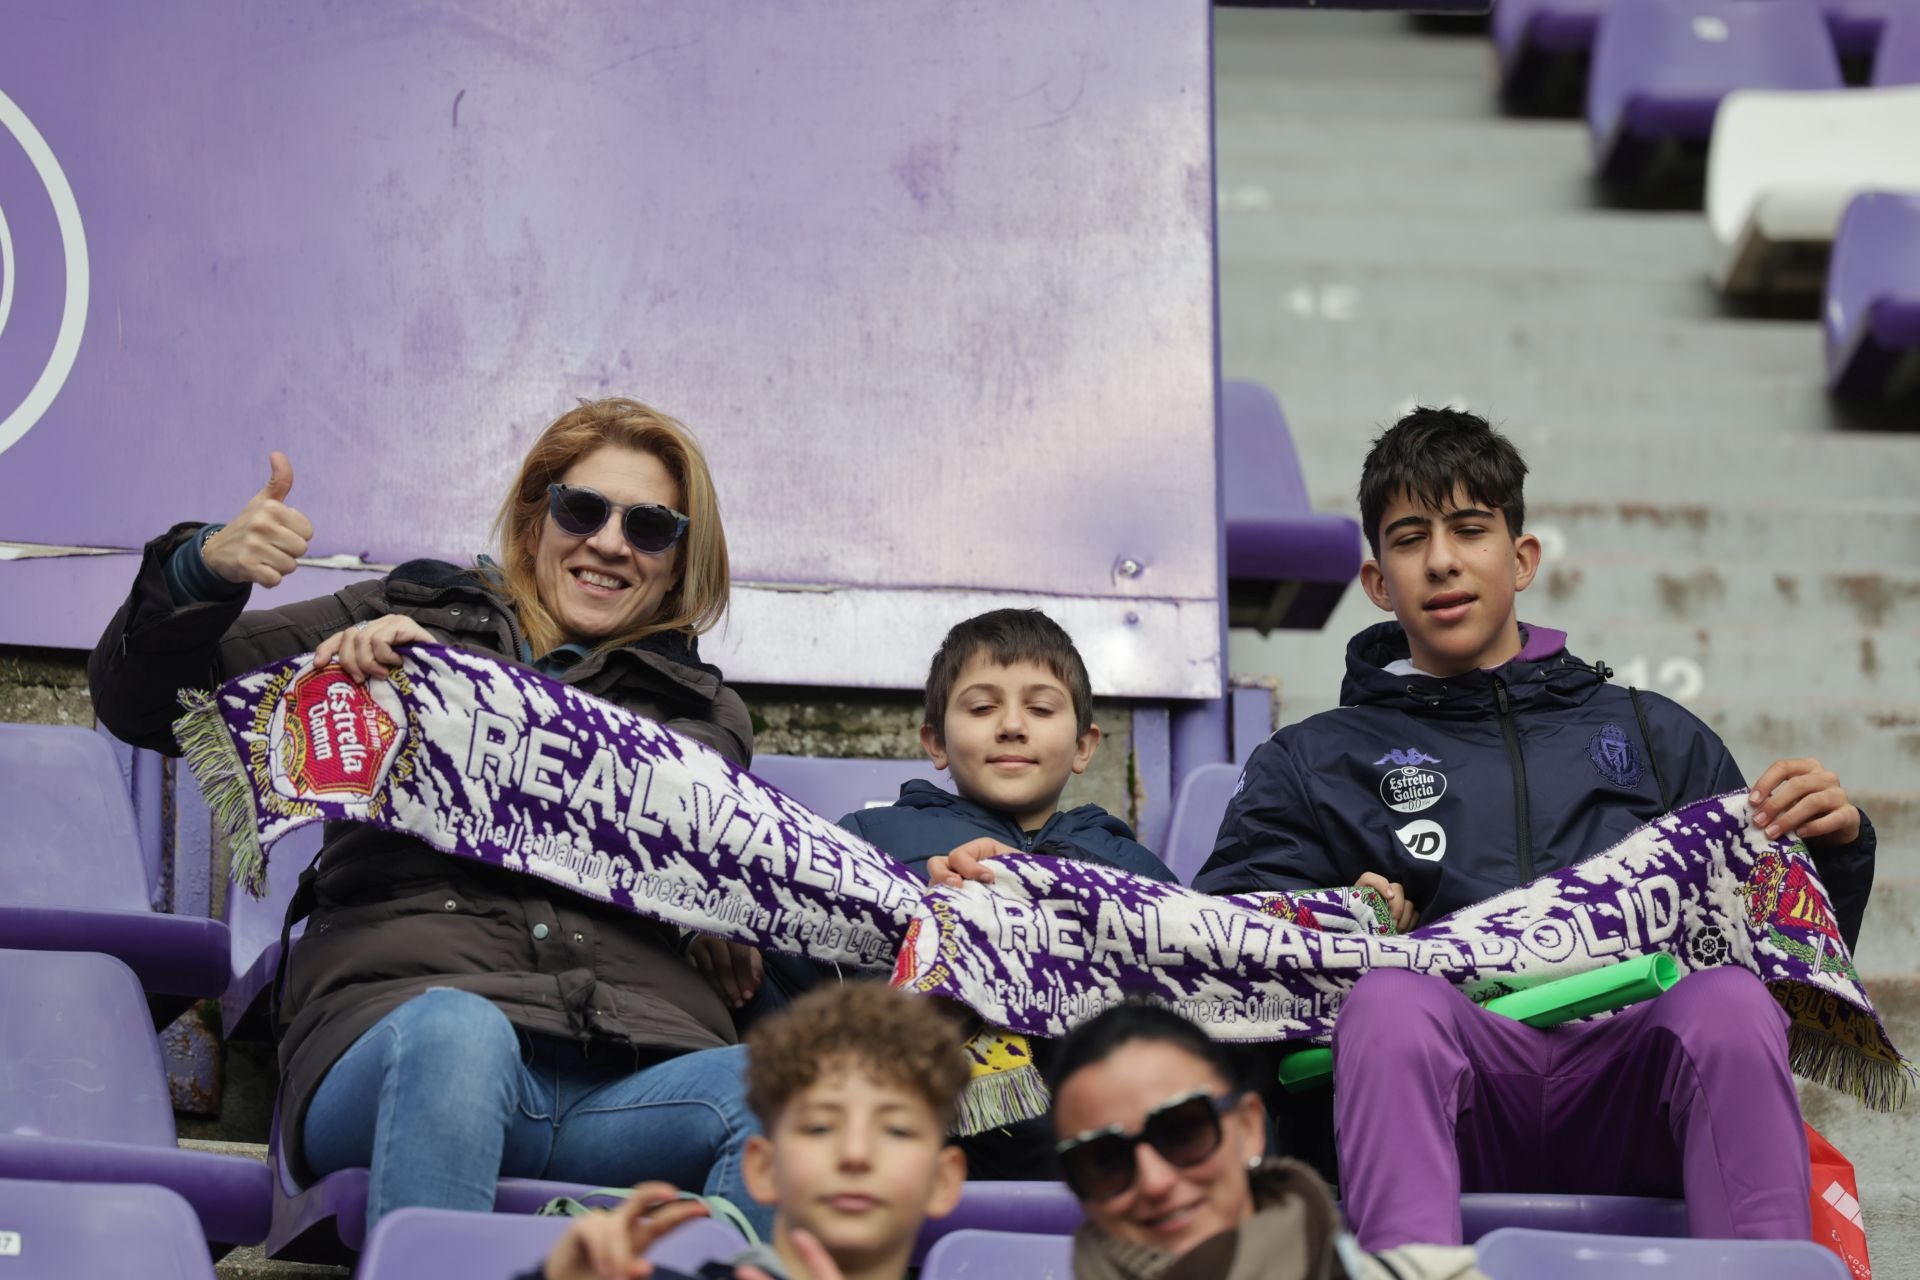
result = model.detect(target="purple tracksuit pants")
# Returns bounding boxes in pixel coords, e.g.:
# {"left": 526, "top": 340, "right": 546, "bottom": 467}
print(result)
{"left": 1333, "top": 967, "right": 1812, "bottom": 1251}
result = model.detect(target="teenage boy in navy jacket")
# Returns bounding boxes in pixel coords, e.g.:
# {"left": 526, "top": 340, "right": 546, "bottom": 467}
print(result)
{"left": 1196, "top": 408, "right": 1874, "bottom": 1251}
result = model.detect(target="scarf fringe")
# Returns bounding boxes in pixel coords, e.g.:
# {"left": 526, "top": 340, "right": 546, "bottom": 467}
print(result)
{"left": 953, "top": 1062, "right": 1051, "bottom": 1137}
{"left": 173, "top": 687, "right": 270, "bottom": 899}
{"left": 1789, "top": 1024, "right": 1914, "bottom": 1112}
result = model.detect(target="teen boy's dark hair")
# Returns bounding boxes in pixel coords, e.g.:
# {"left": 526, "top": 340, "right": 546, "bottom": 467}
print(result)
{"left": 1357, "top": 407, "right": 1529, "bottom": 557}
{"left": 922, "top": 608, "right": 1094, "bottom": 738}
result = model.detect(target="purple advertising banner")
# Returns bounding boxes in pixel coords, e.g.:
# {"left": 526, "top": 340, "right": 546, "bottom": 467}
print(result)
{"left": 0, "top": 1, "right": 1220, "bottom": 696}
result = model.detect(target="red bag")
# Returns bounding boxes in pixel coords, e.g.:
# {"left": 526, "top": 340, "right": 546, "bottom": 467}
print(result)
{"left": 1807, "top": 1123, "right": 1871, "bottom": 1279}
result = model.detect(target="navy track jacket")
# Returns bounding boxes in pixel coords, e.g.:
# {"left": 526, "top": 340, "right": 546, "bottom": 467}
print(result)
{"left": 840, "top": 779, "right": 1176, "bottom": 884}
{"left": 1195, "top": 621, "right": 1875, "bottom": 950}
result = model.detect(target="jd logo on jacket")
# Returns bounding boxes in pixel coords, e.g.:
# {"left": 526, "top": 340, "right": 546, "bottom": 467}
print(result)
{"left": 1396, "top": 819, "right": 1447, "bottom": 862}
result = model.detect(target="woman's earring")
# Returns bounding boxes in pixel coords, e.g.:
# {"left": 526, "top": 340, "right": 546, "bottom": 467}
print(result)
{"left": 1247, "top": 1157, "right": 1263, "bottom": 1171}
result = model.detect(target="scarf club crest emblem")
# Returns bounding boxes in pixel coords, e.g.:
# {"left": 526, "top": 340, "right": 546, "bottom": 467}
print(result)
{"left": 271, "top": 665, "right": 404, "bottom": 800}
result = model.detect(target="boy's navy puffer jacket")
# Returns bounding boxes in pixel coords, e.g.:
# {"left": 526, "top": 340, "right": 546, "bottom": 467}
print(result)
{"left": 1195, "top": 621, "right": 1875, "bottom": 950}
{"left": 840, "top": 780, "right": 1176, "bottom": 883}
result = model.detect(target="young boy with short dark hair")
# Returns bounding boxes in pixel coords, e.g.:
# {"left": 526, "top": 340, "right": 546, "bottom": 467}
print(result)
{"left": 848, "top": 607, "right": 1174, "bottom": 886}
{"left": 1197, "top": 407, "right": 1875, "bottom": 1250}
{"left": 688, "top": 609, "right": 1173, "bottom": 1014}
{"left": 535, "top": 982, "right": 970, "bottom": 1280}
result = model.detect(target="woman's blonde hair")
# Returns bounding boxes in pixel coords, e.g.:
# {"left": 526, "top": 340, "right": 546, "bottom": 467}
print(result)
{"left": 493, "top": 397, "right": 729, "bottom": 657}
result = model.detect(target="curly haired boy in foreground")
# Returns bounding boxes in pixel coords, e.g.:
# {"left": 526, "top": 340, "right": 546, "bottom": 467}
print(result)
{"left": 533, "top": 983, "right": 970, "bottom": 1280}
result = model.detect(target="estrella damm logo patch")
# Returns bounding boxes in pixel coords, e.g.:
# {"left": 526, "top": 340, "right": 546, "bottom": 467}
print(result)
{"left": 271, "top": 664, "right": 404, "bottom": 800}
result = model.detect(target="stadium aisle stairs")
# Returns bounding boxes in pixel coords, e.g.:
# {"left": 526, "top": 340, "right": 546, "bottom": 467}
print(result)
{"left": 1216, "top": 8, "right": 1920, "bottom": 1271}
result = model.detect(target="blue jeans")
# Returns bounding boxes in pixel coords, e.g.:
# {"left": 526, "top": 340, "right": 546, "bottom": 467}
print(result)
{"left": 302, "top": 988, "right": 768, "bottom": 1234}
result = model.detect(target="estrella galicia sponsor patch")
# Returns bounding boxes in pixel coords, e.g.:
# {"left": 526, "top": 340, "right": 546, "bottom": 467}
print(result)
{"left": 1588, "top": 723, "right": 1643, "bottom": 788}
{"left": 1395, "top": 818, "right": 1447, "bottom": 862}
{"left": 1379, "top": 762, "right": 1446, "bottom": 813}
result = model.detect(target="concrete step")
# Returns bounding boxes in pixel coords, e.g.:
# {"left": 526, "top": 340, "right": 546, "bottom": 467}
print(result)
{"left": 1799, "top": 974, "right": 1920, "bottom": 1276}
{"left": 1526, "top": 558, "right": 1920, "bottom": 632}
{"left": 1858, "top": 879, "right": 1920, "bottom": 976}
{"left": 1523, "top": 503, "right": 1920, "bottom": 575}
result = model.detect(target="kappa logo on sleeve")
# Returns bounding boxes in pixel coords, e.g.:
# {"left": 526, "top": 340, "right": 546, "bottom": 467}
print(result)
{"left": 1375, "top": 748, "right": 1446, "bottom": 813}
{"left": 1394, "top": 818, "right": 1448, "bottom": 862}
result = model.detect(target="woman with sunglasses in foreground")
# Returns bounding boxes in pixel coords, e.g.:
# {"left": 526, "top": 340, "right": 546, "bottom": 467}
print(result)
{"left": 89, "top": 398, "right": 769, "bottom": 1233}
{"left": 1050, "top": 1002, "right": 1483, "bottom": 1280}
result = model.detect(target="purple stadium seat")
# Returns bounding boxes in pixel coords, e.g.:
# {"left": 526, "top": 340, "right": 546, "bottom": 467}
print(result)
{"left": 921, "top": 1229, "right": 1076, "bottom": 1280}
{"left": 219, "top": 823, "right": 318, "bottom": 1039}
{"left": 1163, "top": 763, "right": 1242, "bottom": 885}
{"left": 0, "top": 1178, "right": 217, "bottom": 1279}
{"left": 1458, "top": 1194, "right": 1687, "bottom": 1241}
{"left": 0, "top": 950, "right": 271, "bottom": 1247}
{"left": 750, "top": 755, "right": 951, "bottom": 824}
{"left": 1825, "top": 0, "right": 1914, "bottom": 61}
{"left": 356, "top": 1206, "right": 748, "bottom": 1279}
{"left": 264, "top": 1106, "right": 623, "bottom": 1262}
{"left": 1476, "top": 1227, "right": 1848, "bottom": 1277}
{"left": 1875, "top": 7, "right": 1920, "bottom": 81}
{"left": 1825, "top": 192, "right": 1920, "bottom": 397}
{"left": 1220, "top": 381, "right": 1362, "bottom": 634}
{"left": 1587, "top": 0, "right": 1843, "bottom": 185}
{"left": 911, "top": 1181, "right": 1084, "bottom": 1264}
{"left": 0, "top": 726, "right": 229, "bottom": 1019}
{"left": 1494, "top": 0, "right": 1609, "bottom": 109}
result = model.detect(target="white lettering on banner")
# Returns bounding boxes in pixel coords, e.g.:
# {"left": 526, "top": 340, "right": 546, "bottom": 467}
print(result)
{"left": 623, "top": 763, "right": 665, "bottom": 838}
{"left": 465, "top": 710, "right": 519, "bottom": 786}
{"left": 567, "top": 748, "right": 621, "bottom": 821}
{"left": 791, "top": 831, "right": 839, "bottom": 891}
{"left": 1637, "top": 875, "right": 1681, "bottom": 944}
{"left": 1469, "top": 936, "right": 1519, "bottom": 966}
{"left": 1041, "top": 899, "right": 1087, "bottom": 960}
{"left": 1092, "top": 901, "right": 1138, "bottom": 963}
{"left": 307, "top": 699, "right": 335, "bottom": 761}
{"left": 990, "top": 898, "right": 1041, "bottom": 952}
{"left": 688, "top": 783, "right": 739, "bottom": 853}
{"left": 520, "top": 728, "right": 574, "bottom": 801}
{"left": 1617, "top": 887, "right": 1644, "bottom": 949}
{"left": 1520, "top": 919, "right": 1577, "bottom": 963}
{"left": 1571, "top": 905, "right": 1629, "bottom": 958}
{"left": 1321, "top": 934, "right": 1369, "bottom": 970}
{"left": 1140, "top": 904, "right": 1184, "bottom": 965}
{"left": 325, "top": 684, "right": 370, "bottom": 774}
{"left": 1199, "top": 908, "right": 1250, "bottom": 968}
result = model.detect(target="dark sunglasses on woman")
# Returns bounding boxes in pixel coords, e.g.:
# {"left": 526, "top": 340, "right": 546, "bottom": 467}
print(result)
{"left": 1055, "top": 1089, "right": 1245, "bottom": 1202}
{"left": 547, "top": 484, "right": 689, "bottom": 555}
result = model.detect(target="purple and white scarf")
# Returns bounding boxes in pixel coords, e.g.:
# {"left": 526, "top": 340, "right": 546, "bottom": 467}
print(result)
{"left": 176, "top": 645, "right": 1909, "bottom": 1109}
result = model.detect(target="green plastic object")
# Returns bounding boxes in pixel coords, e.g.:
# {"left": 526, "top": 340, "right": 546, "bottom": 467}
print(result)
{"left": 1277, "top": 953, "right": 1682, "bottom": 1093}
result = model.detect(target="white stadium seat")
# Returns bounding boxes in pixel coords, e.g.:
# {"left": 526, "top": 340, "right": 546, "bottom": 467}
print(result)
{"left": 1706, "top": 85, "right": 1920, "bottom": 294}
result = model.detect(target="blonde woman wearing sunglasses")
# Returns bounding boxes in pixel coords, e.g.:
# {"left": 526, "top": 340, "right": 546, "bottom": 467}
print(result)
{"left": 90, "top": 397, "right": 770, "bottom": 1235}
{"left": 1048, "top": 1003, "right": 1483, "bottom": 1280}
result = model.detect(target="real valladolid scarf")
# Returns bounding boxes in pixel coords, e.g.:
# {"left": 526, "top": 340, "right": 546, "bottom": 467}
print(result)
{"left": 177, "top": 645, "right": 1910, "bottom": 1111}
